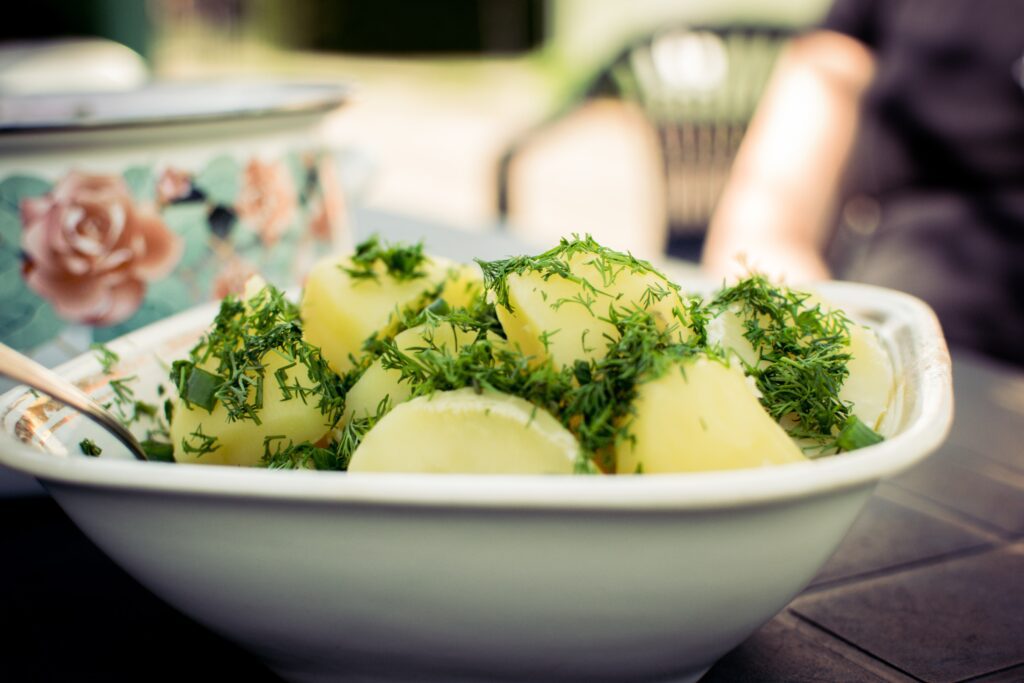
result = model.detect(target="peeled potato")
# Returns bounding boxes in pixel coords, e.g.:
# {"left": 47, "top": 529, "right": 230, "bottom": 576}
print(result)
{"left": 348, "top": 388, "right": 579, "bottom": 474}
{"left": 170, "top": 352, "right": 330, "bottom": 466}
{"left": 495, "top": 253, "right": 688, "bottom": 369}
{"left": 618, "top": 357, "right": 806, "bottom": 474}
{"left": 707, "top": 290, "right": 895, "bottom": 435}
{"left": 436, "top": 261, "right": 484, "bottom": 309}
{"left": 343, "top": 322, "right": 481, "bottom": 422}
{"left": 705, "top": 305, "right": 760, "bottom": 367}
{"left": 300, "top": 254, "right": 451, "bottom": 374}
{"left": 840, "top": 323, "right": 894, "bottom": 432}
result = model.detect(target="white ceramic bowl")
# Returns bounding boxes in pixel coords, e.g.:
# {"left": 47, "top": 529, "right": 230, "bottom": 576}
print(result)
{"left": 0, "top": 281, "right": 952, "bottom": 683}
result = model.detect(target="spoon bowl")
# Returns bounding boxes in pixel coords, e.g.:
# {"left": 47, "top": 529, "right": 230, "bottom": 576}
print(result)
{"left": 0, "top": 342, "right": 147, "bottom": 461}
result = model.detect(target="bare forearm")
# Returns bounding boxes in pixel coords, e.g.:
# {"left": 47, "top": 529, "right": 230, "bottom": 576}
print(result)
{"left": 702, "top": 30, "right": 874, "bottom": 283}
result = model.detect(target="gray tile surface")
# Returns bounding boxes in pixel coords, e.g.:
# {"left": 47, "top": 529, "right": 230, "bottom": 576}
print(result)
{"left": 809, "top": 490, "right": 991, "bottom": 586}
{"left": 700, "top": 614, "right": 898, "bottom": 682}
{"left": 893, "top": 452, "right": 1024, "bottom": 536}
{"left": 793, "top": 545, "right": 1024, "bottom": 683}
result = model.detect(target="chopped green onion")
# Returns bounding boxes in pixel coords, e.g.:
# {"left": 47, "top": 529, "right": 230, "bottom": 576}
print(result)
{"left": 79, "top": 438, "right": 102, "bottom": 457}
{"left": 141, "top": 440, "right": 175, "bottom": 462}
{"left": 184, "top": 367, "right": 222, "bottom": 412}
{"left": 836, "top": 415, "right": 884, "bottom": 451}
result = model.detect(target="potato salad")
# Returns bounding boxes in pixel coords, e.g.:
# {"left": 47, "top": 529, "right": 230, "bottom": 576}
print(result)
{"left": 159, "top": 235, "right": 894, "bottom": 474}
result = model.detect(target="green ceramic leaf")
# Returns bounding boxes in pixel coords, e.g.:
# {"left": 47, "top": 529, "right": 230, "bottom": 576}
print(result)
{"left": 194, "top": 155, "right": 240, "bottom": 206}
{"left": 0, "top": 248, "right": 24, "bottom": 299}
{"left": 286, "top": 151, "right": 308, "bottom": 198}
{"left": 123, "top": 166, "right": 156, "bottom": 202}
{"left": 0, "top": 175, "right": 51, "bottom": 213}
{"left": 0, "top": 205, "right": 20, "bottom": 250}
{"left": 0, "top": 175, "right": 51, "bottom": 249}
{"left": 162, "top": 204, "right": 212, "bottom": 269}
{"left": 0, "top": 288, "right": 63, "bottom": 351}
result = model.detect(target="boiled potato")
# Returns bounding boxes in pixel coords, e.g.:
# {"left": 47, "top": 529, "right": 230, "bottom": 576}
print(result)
{"left": 707, "top": 294, "right": 895, "bottom": 435}
{"left": 300, "top": 254, "right": 454, "bottom": 374}
{"left": 437, "top": 261, "right": 484, "bottom": 309}
{"left": 170, "top": 351, "right": 330, "bottom": 467}
{"left": 495, "top": 253, "right": 688, "bottom": 369}
{"left": 808, "top": 293, "right": 896, "bottom": 433}
{"left": 348, "top": 388, "right": 579, "bottom": 474}
{"left": 705, "top": 305, "right": 760, "bottom": 367}
{"left": 840, "top": 322, "right": 895, "bottom": 432}
{"left": 617, "top": 357, "right": 806, "bottom": 474}
{"left": 343, "top": 322, "right": 482, "bottom": 422}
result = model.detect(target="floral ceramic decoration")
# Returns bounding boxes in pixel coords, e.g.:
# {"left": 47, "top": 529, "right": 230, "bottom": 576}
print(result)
{"left": 0, "top": 150, "right": 346, "bottom": 355}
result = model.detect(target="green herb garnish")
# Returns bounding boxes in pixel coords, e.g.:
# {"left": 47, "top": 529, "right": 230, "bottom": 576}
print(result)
{"left": 172, "top": 363, "right": 221, "bottom": 412}
{"left": 180, "top": 424, "right": 219, "bottom": 458}
{"left": 90, "top": 343, "right": 119, "bottom": 374}
{"left": 341, "top": 235, "right": 428, "bottom": 282}
{"left": 79, "top": 438, "right": 102, "bottom": 457}
{"left": 836, "top": 415, "right": 884, "bottom": 451}
{"left": 261, "top": 397, "right": 391, "bottom": 470}
{"left": 707, "top": 275, "right": 854, "bottom": 448}
{"left": 140, "top": 439, "right": 175, "bottom": 462}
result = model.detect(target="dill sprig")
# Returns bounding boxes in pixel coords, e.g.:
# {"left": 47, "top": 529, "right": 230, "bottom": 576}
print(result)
{"left": 707, "top": 275, "right": 859, "bottom": 448}
{"left": 340, "top": 235, "right": 428, "bottom": 282}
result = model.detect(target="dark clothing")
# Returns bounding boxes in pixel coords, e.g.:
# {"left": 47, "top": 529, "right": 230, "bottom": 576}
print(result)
{"left": 821, "top": 0, "right": 1024, "bottom": 365}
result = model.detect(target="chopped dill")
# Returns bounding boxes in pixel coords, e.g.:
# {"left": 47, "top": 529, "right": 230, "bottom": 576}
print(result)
{"left": 340, "top": 235, "right": 428, "bottom": 282}
{"left": 261, "top": 398, "right": 391, "bottom": 470}
{"left": 705, "top": 274, "right": 880, "bottom": 449}
{"left": 180, "top": 424, "right": 219, "bottom": 458}
{"left": 90, "top": 343, "right": 119, "bottom": 374}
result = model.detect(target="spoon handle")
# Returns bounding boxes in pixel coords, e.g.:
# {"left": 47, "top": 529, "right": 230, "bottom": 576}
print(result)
{"left": 0, "top": 342, "right": 147, "bottom": 461}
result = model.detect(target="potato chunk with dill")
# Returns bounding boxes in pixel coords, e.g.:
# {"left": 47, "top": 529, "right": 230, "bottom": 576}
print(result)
{"left": 342, "top": 321, "right": 485, "bottom": 423}
{"left": 169, "top": 283, "right": 344, "bottom": 466}
{"left": 478, "top": 236, "right": 691, "bottom": 370}
{"left": 300, "top": 237, "right": 472, "bottom": 374}
{"left": 700, "top": 276, "right": 887, "bottom": 453}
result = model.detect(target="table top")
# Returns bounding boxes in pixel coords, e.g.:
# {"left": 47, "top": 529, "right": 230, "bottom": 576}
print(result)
{"left": 2, "top": 212, "right": 1022, "bottom": 682}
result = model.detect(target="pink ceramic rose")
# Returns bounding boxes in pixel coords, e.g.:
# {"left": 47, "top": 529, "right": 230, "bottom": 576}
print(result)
{"left": 156, "top": 167, "right": 193, "bottom": 205}
{"left": 235, "top": 159, "right": 296, "bottom": 246}
{"left": 20, "top": 172, "right": 183, "bottom": 326}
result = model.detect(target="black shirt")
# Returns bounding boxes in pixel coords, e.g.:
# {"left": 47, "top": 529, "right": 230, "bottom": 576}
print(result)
{"left": 821, "top": 0, "right": 1024, "bottom": 365}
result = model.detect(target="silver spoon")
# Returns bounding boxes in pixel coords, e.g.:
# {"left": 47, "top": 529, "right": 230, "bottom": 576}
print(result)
{"left": 0, "top": 342, "right": 148, "bottom": 461}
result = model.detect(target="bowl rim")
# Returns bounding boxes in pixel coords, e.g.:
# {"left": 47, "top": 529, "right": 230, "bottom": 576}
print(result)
{"left": 0, "top": 80, "right": 350, "bottom": 135}
{"left": 0, "top": 280, "right": 953, "bottom": 512}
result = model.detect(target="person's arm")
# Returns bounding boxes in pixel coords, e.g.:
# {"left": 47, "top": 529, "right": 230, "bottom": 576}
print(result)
{"left": 701, "top": 30, "right": 875, "bottom": 283}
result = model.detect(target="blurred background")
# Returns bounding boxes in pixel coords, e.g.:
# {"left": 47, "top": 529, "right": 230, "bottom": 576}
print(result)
{"left": 0, "top": 0, "right": 830, "bottom": 262}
